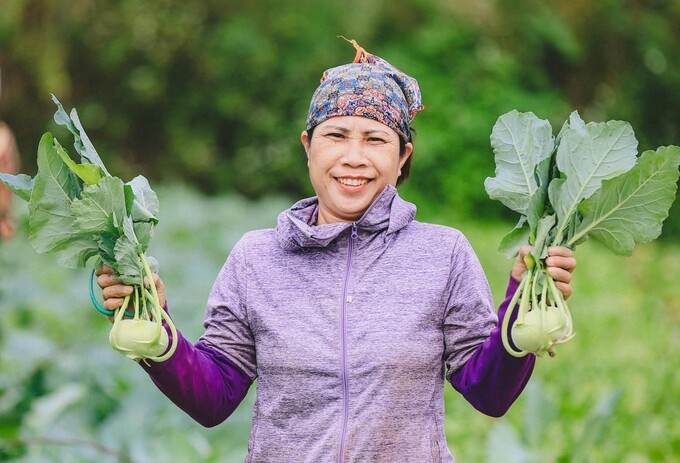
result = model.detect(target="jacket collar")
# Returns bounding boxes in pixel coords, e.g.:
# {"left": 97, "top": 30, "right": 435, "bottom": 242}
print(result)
{"left": 276, "top": 185, "right": 416, "bottom": 250}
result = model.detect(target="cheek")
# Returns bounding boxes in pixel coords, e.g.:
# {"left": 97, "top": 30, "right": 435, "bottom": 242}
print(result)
{"left": 381, "top": 155, "right": 405, "bottom": 179}
{"left": 307, "top": 154, "right": 332, "bottom": 189}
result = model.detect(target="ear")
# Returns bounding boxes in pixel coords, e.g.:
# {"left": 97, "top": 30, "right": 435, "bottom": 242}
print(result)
{"left": 300, "top": 130, "right": 311, "bottom": 162}
{"left": 397, "top": 142, "right": 413, "bottom": 176}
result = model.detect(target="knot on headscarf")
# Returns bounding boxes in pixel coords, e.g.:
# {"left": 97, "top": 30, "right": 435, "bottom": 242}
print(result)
{"left": 305, "top": 38, "right": 423, "bottom": 140}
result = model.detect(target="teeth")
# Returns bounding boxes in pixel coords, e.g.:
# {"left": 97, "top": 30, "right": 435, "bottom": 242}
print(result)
{"left": 338, "top": 178, "right": 369, "bottom": 186}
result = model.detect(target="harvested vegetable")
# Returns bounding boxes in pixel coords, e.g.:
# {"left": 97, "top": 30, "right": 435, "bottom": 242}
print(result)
{"left": 0, "top": 95, "right": 177, "bottom": 362}
{"left": 486, "top": 110, "right": 680, "bottom": 357}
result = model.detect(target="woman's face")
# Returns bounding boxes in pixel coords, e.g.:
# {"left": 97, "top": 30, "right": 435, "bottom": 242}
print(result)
{"left": 301, "top": 116, "right": 412, "bottom": 225}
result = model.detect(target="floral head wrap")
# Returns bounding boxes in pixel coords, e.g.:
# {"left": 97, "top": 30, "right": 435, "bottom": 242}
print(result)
{"left": 305, "top": 39, "right": 423, "bottom": 140}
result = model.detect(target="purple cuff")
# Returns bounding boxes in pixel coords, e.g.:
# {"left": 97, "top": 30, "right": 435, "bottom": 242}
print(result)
{"left": 140, "top": 306, "right": 252, "bottom": 427}
{"left": 449, "top": 276, "right": 535, "bottom": 417}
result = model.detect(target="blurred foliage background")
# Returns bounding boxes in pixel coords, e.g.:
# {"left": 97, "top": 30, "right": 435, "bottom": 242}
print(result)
{"left": 2, "top": 0, "right": 680, "bottom": 227}
{"left": 1, "top": 0, "right": 680, "bottom": 462}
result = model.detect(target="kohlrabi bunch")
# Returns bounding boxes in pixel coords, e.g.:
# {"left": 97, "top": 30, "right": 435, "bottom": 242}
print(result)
{"left": 485, "top": 110, "right": 680, "bottom": 358}
{"left": 0, "top": 95, "right": 177, "bottom": 362}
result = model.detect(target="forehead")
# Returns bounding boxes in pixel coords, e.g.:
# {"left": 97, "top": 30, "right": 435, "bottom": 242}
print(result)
{"left": 316, "top": 115, "right": 397, "bottom": 135}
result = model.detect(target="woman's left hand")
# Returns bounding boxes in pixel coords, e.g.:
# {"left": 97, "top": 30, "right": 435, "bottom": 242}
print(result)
{"left": 511, "top": 245, "right": 577, "bottom": 299}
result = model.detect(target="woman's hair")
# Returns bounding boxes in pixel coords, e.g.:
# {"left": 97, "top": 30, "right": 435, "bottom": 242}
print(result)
{"left": 305, "top": 126, "right": 415, "bottom": 186}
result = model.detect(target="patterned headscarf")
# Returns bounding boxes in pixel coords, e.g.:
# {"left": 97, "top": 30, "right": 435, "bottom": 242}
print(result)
{"left": 305, "top": 39, "right": 423, "bottom": 141}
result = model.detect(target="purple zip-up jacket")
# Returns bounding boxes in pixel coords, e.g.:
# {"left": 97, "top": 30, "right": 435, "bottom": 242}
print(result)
{"left": 142, "top": 185, "right": 534, "bottom": 463}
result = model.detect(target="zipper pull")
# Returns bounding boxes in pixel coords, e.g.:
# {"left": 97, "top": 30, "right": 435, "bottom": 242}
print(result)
{"left": 351, "top": 222, "right": 358, "bottom": 240}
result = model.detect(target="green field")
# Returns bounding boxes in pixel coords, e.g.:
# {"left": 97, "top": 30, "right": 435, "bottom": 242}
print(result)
{"left": 1, "top": 185, "right": 678, "bottom": 462}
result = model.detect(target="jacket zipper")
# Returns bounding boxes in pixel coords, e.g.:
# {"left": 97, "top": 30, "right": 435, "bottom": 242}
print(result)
{"left": 338, "top": 222, "right": 357, "bottom": 463}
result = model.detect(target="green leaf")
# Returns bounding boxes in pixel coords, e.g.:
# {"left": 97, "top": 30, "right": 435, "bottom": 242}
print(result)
{"left": 28, "top": 133, "right": 82, "bottom": 255}
{"left": 146, "top": 255, "right": 160, "bottom": 274}
{"left": 55, "top": 235, "right": 100, "bottom": 268}
{"left": 0, "top": 172, "right": 34, "bottom": 202}
{"left": 54, "top": 139, "right": 106, "bottom": 185}
{"left": 71, "top": 176, "right": 127, "bottom": 235}
{"left": 133, "top": 221, "right": 154, "bottom": 252}
{"left": 571, "top": 146, "right": 680, "bottom": 255}
{"left": 553, "top": 111, "right": 638, "bottom": 230}
{"left": 99, "top": 229, "right": 119, "bottom": 268}
{"left": 114, "top": 216, "right": 143, "bottom": 284}
{"left": 484, "top": 110, "right": 555, "bottom": 215}
{"left": 126, "top": 175, "right": 159, "bottom": 223}
{"left": 124, "top": 183, "right": 135, "bottom": 217}
{"left": 526, "top": 155, "right": 553, "bottom": 230}
{"left": 51, "top": 94, "right": 110, "bottom": 175}
{"left": 498, "top": 216, "right": 530, "bottom": 258}
{"left": 530, "top": 214, "right": 556, "bottom": 263}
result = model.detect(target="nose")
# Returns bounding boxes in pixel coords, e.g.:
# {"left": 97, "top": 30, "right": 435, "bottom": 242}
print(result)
{"left": 341, "top": 138, "right": 368, "bottom": 166}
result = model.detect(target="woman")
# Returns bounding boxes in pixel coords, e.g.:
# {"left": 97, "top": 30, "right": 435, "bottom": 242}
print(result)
{"left": 98, "top": 41, "right": 576, "bottom": 462}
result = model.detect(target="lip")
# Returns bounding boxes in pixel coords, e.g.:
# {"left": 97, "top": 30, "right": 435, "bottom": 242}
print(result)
{"left": 334, "top": 176, "right": 372, "bottom": 192}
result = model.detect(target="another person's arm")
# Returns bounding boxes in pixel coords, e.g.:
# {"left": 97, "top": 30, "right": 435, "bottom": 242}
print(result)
{"left": 448, "top": 246, "right": 576, "bottom": 417}
{"left": 0, "top": 122, "right": 19, "bottom": 239}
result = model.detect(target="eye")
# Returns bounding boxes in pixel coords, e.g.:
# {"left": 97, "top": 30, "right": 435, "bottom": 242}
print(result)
{"left": 324, "top": 132, "right": 345, "bottom": 139}
{"left": 367, "top": 137, "right": 388, "bottom": 144}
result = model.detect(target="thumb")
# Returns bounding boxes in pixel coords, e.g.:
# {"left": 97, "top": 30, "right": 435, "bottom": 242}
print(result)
{"left": 145, "top": 273, "right": 167, "bottom": 308}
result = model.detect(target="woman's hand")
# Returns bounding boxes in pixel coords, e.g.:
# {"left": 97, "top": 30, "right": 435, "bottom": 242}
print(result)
{"left": 511, "top": 245, "right": 577, "bottom": 299}
{"left": 96, "top": 265, "right": 167, "bottom": 313}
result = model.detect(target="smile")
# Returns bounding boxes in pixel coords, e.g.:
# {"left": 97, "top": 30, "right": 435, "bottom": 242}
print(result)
{"left": 336, "top": 177, "right": 370, "bottom": 187}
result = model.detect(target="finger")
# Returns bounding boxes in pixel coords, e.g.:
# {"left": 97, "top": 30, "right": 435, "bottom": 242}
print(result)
{"left": 547, "top": 246, "right": 575, "bottom": 258}
{"left": 142, "top": 273, "right": 166, "bottom": 305}
{"left": 142, "top": 274, "right": 161, "bottom": 289}
{"left": 152, "top": 274, "right": 165, "bottom": 295}
{"left": 102, "top": 284, "right": 134, "bottom": 300}
{"left": 545, "top": 250, "right": 577, "bottom": 272}
{"left": 545, "top": 256, "right": 577, "bottom": 272}
{"left": 517, "top": 245, "right": 533, "bottom": 261}
{"left": 95, "top": 264, "right": 114, "bottom": 276}
{"left": 103, "top": 296, "right": 128, "bottom": 311}
{"left": 97, "top": 272, "right": 123, "bottom": 289}
{"left": 546, "top": 266, "right": 572, "bottom": 285}
{"left": 103, "top": 299, "right": 136, "bottom": 321}
{"left": 547, "top": 245, "right": 573, "bottom": 256}
{"left": 553, "top": 280, "right": 573, "bottom": 300}
{"left": 511, "top": 245, "right": 534, "bottom": 281}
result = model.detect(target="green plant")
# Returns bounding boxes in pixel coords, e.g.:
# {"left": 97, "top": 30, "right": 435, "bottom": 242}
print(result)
{"left": 485, "top": 110, "right": 680, "bottom": 357}
{"left": 0, "top": 96, "right": 176, "bottom": 363}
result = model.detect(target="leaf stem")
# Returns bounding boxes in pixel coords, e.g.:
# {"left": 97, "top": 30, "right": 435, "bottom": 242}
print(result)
{"left": 138, "top": 252, "right": 178, "bottom": 362}
{"left": 501, "top": 269, "right": 533, "bottom": 357}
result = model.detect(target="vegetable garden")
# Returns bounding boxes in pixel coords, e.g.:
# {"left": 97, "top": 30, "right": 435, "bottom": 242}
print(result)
{"left": 1, "top": 1, "right": 679, "bottom": 461}
{"left": 1, "top": 185, "right": 678, "bottom": 462}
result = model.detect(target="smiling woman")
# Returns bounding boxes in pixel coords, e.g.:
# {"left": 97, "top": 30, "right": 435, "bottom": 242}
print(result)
{"left": 302, "top": 116, "right": 412, "bottom": 224}
{"left": 96, "top": 38, "right": 577, "bottom": 463}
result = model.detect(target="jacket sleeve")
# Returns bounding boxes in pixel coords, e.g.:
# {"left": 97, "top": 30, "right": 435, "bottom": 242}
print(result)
{"left": 141, "top": 238, "right": 257, "bottom": 427}
{"left": 199, "top": 239, "right": 258, "bottom": 379}
{"left": 141, "top": 323, "right": 253, "bottom": 428}
{"left": 448, "top": 276, "right": 535, "bottom": 417}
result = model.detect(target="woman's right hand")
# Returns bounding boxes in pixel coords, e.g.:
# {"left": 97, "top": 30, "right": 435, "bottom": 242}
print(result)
{"left": 96, "top": 265, "right": 167, "bottom": 313}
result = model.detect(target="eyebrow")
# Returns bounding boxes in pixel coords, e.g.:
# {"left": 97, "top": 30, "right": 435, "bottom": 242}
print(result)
{"left": 321, "top": 125, "right": 392, "bottom": 137}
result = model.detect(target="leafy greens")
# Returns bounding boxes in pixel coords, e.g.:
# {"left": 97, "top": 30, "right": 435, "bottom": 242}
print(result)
{"left": 485, "top": 110, "right": 680, "bottom": 357}
{"left": 0, "top": 95, "right": 176, "bottom": 362}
